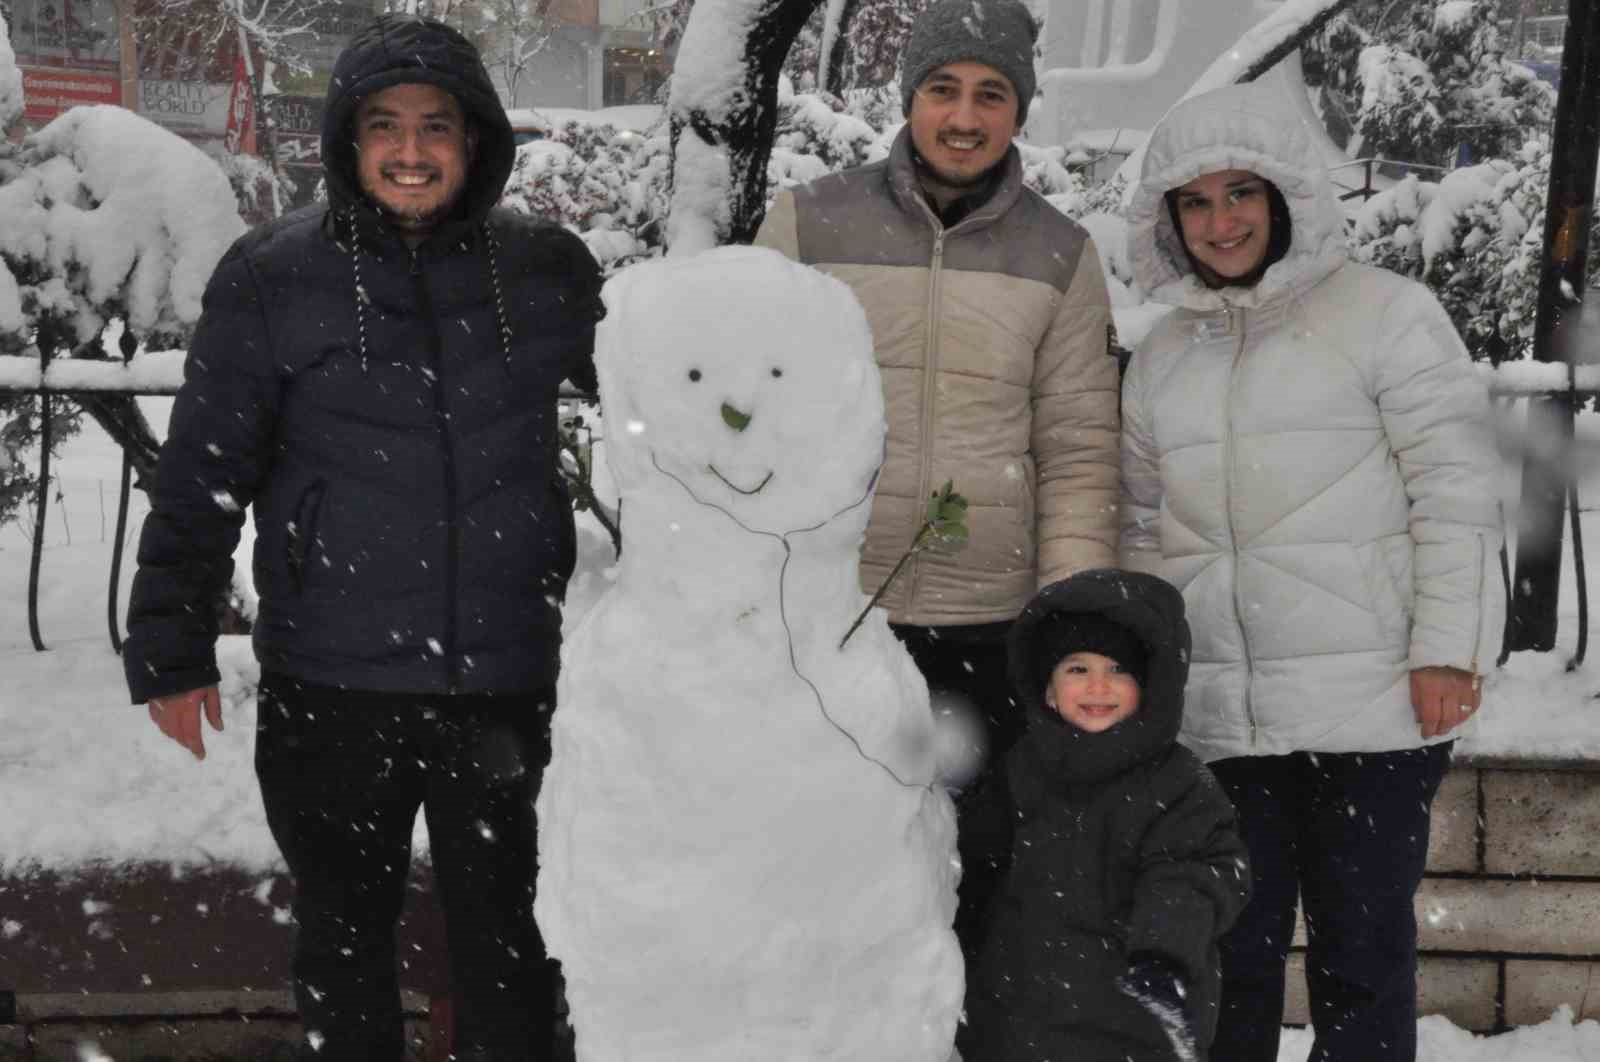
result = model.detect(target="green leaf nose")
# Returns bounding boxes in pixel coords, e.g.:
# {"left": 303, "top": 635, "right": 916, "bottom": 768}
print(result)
{"left": 721, "top": 402, "right": 752, "bottom": 432}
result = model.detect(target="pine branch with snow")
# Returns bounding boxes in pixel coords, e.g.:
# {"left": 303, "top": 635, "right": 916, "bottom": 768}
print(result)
{"left": 1348, "top": 135, "right": 1600, "bottom": 367}
{"left": 1303, "top": 0, "right": 1555, "bottom": 166}
{"left": 0, "top": 105, "right": 243, "bottom": 524}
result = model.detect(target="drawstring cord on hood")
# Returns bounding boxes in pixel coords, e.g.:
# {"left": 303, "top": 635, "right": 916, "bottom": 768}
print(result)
{"left": 481, "top": 222, "right": 515, "bottom": 372}
{"left": 342, "top": 207, "right": 515, "bottom": 375}
{"left": 344, "top": 209, "right": 373, "bottom": 374}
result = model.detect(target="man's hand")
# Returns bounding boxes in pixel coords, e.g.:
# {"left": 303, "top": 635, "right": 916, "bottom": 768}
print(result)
{"left": 148, "top": 686, "right": 224, "bottom": 760}
{"left": 1411, "top": 666, "right": 1481, "bottom": 739}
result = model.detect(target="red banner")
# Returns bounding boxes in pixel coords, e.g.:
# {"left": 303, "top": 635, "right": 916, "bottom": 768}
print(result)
{"left": 223, "top": 48, "right": 256, "bottom": 155}
{"left": 21, "top": 67, "right": 120, "bottom": 124}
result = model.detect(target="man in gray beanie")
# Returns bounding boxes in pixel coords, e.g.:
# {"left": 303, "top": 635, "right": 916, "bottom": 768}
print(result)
{"left": 756, "top": 0, "right": 1120, "bottom": 992}
{"left": 900, "top": 0, "right": 1039, "bottom": 127}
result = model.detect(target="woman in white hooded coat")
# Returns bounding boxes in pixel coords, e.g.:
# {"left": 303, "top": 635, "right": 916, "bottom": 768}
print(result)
{"left": 1119, "top": 82, "right": 1503, "bottom": 1062}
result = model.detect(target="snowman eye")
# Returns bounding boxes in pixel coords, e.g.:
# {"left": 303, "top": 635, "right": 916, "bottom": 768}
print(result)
{"left": 771, "top": 367, "right": 783, "bottom": 378}
{"left": 688, "top": 369, "right": 702, "bottom": 382}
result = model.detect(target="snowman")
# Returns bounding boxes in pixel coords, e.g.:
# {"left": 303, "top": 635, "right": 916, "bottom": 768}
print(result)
{"left": 535, "top": 245, "right": 963, "bottom": 1061}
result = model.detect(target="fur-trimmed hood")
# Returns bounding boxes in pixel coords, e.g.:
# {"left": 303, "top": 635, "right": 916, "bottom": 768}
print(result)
{"left": 1126, "top": 81, "right": 1348, "bottom": 312}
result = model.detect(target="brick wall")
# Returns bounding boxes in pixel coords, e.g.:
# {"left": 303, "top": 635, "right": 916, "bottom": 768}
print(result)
{"left": 1283, "top": 760, "right": 1600, "bottom": 1031}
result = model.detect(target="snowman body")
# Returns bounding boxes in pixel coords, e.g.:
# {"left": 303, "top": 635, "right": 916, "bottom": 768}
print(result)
{"left": 535, "top": 246, "right": 962, "bottom": 1062}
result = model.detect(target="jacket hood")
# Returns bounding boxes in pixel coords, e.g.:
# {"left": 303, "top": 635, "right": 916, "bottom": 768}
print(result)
{"left": 320, "top": 14, "right": 514, "bottom": 225}
{"left": 1126, "top": 81, "right": 1348, "bottom": 311}
{"left": 1007, "top": 569, "right": 1189, "bottom": 786}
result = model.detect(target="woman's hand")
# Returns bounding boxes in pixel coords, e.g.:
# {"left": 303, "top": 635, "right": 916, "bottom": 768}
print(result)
{"left": 1411, "top": 666, "right": 1481, "bottom": 739}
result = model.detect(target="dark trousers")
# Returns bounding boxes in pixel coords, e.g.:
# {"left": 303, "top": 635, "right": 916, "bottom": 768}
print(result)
{"left": 255, "top": 673, "right": 557, "bottom": 1062}
{"left": 1208, "top": 743, "right": 1452, "bottom": 1062}
{"left": 893, "top": 623, "right": 1019, "bottom": 970}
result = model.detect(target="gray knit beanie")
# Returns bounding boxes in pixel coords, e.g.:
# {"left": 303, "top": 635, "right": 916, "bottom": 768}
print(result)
{"left": 900, "top": 0, "right": 1039, "bottom": 125}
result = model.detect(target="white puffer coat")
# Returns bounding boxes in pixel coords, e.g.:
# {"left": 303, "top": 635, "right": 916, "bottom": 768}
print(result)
{"left": 1119, "top": 82, "right": 1504, "bottom": 763}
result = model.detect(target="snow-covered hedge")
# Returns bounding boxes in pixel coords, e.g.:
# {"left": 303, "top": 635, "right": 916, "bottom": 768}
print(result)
{"left": 0, "top": 103, "right": 243, "bottom": 524}
{"left": 501, "top": 78, "right": 1094, "bottom": 275}
{"left": 0, "top": 105, "right": 244, "bottom": 355}
{"left": 1347, "top": 136, "right": 1599, "bottom": 365}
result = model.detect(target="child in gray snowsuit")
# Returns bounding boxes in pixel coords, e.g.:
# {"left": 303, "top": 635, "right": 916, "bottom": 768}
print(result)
{"left": 960, "top": 568, "right": 1250, "bottom": 1062}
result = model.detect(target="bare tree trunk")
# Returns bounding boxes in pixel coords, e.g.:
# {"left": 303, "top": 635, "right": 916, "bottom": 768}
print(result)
{"left": 665, "top": 0, "right": 827, "bottom": 252}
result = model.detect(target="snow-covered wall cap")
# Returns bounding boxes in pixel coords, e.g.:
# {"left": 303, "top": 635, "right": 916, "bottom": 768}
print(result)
{"left": 0, "top": 11, "right": 24, "bottom": 132}
{"left": 1126, "top": 81, "right": 1348, "bottom": 312}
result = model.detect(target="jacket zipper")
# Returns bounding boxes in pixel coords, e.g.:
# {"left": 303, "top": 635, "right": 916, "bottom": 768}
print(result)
{"left": 905, "top": 210, "right": 948, "bottom": 613}
{"left": 412, "top": 248, "right": 462, "bottom": 692}
{"left": 1470, "top": 531, "right": 1487, "bottom": 676}
{"left": 903, "top": 197, "right": 992, "bottom": 615}
{"left": 1221, "top": 308, "right": 1259, "bottom": 747}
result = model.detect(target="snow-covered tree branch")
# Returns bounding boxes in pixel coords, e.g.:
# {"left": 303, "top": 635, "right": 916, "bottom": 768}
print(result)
{"left": 664, "top": 0, "right": 825, "bottom": 253}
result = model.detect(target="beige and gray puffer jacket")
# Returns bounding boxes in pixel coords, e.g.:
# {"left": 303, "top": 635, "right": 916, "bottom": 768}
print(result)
{"left": 755, "top": 128, "right": 1119, "bottom": 626}
{"left": 1120, "top": 82, "right": 1504, "bottom": 763}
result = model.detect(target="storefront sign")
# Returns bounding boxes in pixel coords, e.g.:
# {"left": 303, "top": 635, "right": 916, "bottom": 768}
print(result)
{"left": 138, "top": 79, "right": 230, "bottom": 135}
{"left": 20, "top": 66, "right": 118, "bottom": 123}
{"left": 269, "top": 93, "right": 323, "bottom": 169}
{"left": 6, "top": 0, "right": 119, "bottom": 72}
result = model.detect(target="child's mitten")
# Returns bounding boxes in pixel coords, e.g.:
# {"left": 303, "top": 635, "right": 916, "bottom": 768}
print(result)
{"left": 1115, "top": 953, "right": 1197, "bottom": 1062}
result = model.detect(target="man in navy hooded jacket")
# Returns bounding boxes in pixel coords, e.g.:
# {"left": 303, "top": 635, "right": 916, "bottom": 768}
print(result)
{"left": 123, "top": 15, "right": 602, "bottom": 1059}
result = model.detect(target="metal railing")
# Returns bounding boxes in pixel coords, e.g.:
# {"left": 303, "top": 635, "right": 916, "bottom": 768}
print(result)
{"left": 1327, "top": 156, "right": 1453, "bottom": 202}
{"left": 0, "top": 351, "right": 183, "bottom": 654}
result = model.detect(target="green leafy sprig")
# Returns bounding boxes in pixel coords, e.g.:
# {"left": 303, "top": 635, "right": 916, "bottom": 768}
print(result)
{"left": 839, "top": 481, "right": 969, "bottom": 649}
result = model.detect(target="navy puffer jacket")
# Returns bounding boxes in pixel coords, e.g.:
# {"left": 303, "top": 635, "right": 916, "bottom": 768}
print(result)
{"left": 962, "top": 569, "right": 1250, "bottom": 1061}
{"left": 125, "top": 15, "right": 603, "bottom": 702}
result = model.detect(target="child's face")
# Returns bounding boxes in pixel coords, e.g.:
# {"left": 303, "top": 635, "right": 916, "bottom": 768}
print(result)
{"left": 1046, "top": 651, "right": 1141, "bottom": 732}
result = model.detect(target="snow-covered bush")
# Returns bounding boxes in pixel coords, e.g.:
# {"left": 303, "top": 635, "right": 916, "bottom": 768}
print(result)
{"left": 1347, "top": 135, "right": 1599, "bottom": 365}
{"left": 0, "top": 103, "right": 243, "bottom": 524}
{"left": 1304, "top": 0, "right": 1556, "bottom": 166}
{"left": 772, "top": 82, "right": 881, "bottom": 174}
{"left": 209, "top": 148, "right": 296, "bottom": 227}
{"left": 501, "top": 72, "right": 1100, "bottom": 274}
{"left": 0, "top": 106, "right": 244, "bottom": 353}
{"left": 501, "top": 118, "right": 673, "bottom": 273}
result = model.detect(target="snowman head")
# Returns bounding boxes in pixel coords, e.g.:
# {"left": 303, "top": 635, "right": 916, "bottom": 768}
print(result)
{"left": 596, "top": 246, "right": 885, "bottom": 533}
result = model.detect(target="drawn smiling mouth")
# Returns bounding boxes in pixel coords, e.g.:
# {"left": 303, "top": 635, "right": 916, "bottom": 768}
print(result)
{"left": 708, "top": 465, "right": 774, "bottom": 495}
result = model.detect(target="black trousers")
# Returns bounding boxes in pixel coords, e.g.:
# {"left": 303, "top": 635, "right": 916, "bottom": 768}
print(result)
{"left": 893, "top": 623, "right": 1020, "bottom": 971}
{"left": 255, "top": 673, "right": 557, "bottom": 1061}
{"left": 1208, "top": 743, "right": 1452, "bottom": 1062}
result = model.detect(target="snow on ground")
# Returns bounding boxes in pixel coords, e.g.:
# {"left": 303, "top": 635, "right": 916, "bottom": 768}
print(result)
{"left": 1279, "top": 1007, "right": 1600, "bottom": 1061}
{"left": 6, "top": 388, "right": 1600, "bottom": 1057}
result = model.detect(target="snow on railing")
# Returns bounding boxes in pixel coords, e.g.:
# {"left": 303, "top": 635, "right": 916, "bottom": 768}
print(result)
{"left": 1481, "top": 361, "right": 1600, "bottom": 396}
{"left": 0, "top": 351, "right": 188, "bottom": 394}
{"left": 1, "top": 352, "right": 1592, "bottom": 398}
